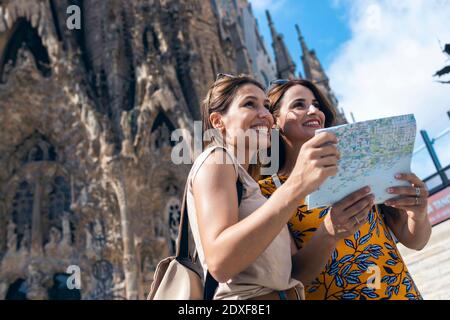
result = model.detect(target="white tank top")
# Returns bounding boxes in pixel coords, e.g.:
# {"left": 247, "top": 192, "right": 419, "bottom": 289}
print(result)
{"left": 186, "top": 145, "right": 300, "bottom": 300}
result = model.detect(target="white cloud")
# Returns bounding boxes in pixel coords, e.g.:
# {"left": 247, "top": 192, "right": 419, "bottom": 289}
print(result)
{"left": 328, "top": 0, "right": 450, "bottom": 178}
{"left": 249, "top": 0, "right": 286, "bottom": 12}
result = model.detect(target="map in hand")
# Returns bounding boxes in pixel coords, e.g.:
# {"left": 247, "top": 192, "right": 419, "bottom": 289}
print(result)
{"left": 306, "top": 114, "right": 417, "bottom": 210}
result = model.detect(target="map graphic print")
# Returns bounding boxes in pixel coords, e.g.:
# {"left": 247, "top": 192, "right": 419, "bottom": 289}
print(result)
{"left": 307, "top": 114, "right": 417, "bottom": 209}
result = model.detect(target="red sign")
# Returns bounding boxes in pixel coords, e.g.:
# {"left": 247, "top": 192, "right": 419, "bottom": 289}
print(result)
{"left": 428, "top": 187, "right": 450, "bottom": 225}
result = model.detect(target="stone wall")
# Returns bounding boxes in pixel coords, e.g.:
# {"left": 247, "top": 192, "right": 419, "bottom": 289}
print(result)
{"left": 0, "top": 0, "right": 236, "bottom": 300}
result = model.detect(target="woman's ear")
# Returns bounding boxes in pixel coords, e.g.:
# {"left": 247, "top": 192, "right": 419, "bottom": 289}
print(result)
{"left": 209, "top": 112, "right": 224, "bottom": 131}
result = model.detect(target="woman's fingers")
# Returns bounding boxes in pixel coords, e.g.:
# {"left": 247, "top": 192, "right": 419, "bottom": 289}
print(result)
{"left": 316, "top": 155, "right": 340, "bottom": 167}
{"left": 387, "top": 186, "right": 426, "bottom": 197}
{"left": 330, "top": 191, "right": 373, "bottom": 235}
{"left": 329, "top": 187, "right": 376, "bottom": 237}
{"left": 312, "top": 145, "right": 340, "bottom": 159}
{"left": 385, "top": 196, "right": 425, "bottom": 207}
{"left": 341, "top": 196, "right": 373, "bottom": 230}
{"left": 333, "top": 186, "right": 372, "bottom": 212}
{"left": 385, "top": 173, "right": 428, "bottom": 208}
{"left": 335, "top": 207, "right": 371, "bottom": 237}
{"left": 352, "top": 205, "right": 372, "bottom": 224}
{"left": 350, "top": 214, "right": 371, "bottom": 233}
{"left": 309, "top": 132, "right": 338, "bottom": 148}
{"left": 343, "top": 203, "right": 373, "bottom": 234}
{"left": 395, "top": 173, "right": 427, "bottom": 189}
{"left": 322, "top": 166, "right": 338, "bottom": 177}
{"left": 344, "top": 194, "right": 375, "bottom": 215}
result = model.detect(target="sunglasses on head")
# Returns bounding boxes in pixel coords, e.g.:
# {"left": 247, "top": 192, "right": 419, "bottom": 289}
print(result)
{"left": 269, "top": 79, "right": 289, "bottom": 86}
{"left": 217, "top": 74, "right": 289, "bottom": 89}
{"left": 216, "top": 73, "right": 236, "bottom": 81}
{"left": 266, "top": 79, "right": 291, "bottom": 93}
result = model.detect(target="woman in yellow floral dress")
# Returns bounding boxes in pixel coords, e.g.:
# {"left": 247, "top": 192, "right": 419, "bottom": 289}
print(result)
{"left": 259, "top": 79, "right": 431, "bottom": 300}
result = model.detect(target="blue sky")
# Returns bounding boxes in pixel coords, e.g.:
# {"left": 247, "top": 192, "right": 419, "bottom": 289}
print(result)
{"left": 251, "top": 0, "right": 350, "bottom": 74}
{"left": 249, "top": 0, "right": 450, "bottom": 180}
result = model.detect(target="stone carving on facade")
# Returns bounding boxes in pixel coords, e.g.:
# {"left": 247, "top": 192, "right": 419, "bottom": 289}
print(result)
{"left": 153, "top": 213, "right": 166, "bottom": 240}
{"left": 92, "top": 218, "right": 106, "bottom": 253}
{"left": 111, "top": 268, "right": 126, "bottom": 299}
{"left": 61, "top": 211, "right": 72, "bottom": 246}
{"left": 166, "top": 197, "right": 181, "bottom": 254}
{"left": 1, "top": 58, "right": 14, "bottom": 83}
{"left": 44, "top": 211, "right": 72, "bottom": 258}
{"left": 142, "top": 255, "right": 154, "bottom": 282}
{"left": 9, "top": 45, "right": 41, "bottom": 82}
{"left": 120, "top": 111, "right": 137, "bottom": 162}
{"left": 6, "top": 220, "right": 17, "bottom": 256}
{"left": 166, "top": 183, "right": 178, "bottom": 197}
{"left": 84, "top": 225, "right": 95, "bottom": 259}
{"left": 44, "top": 226, "right": 61, "bottom": 257}
{"left": 89, "top": 259, "right": 114, "bottom": 300}
{"left": 26, "top": 264, "right": 47, "bottom": 300}
{"left": 150, "top": 130, "right": 158, "bottom": 153}
{"left": 0, "top": 0, "right": 252, "bottom": 300}
{"left": 0, "top": 281, "right": 7, "bottom": 300}
{"left": 159, "top": 123, "right": 171, "bottom": 149}
{"left": 18, "top": 223, "right": 30, "bottom": 255}
{"left": 80, "top": 103, "right": 101, "bottom": 160}
{"left": 134, "top": 109, "right": 151, "bottom": 153}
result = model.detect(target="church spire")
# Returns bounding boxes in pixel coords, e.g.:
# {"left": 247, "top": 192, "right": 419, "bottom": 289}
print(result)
{"left": 266, "top": 10, "right": 296, "bottom": 79}
{"left": 295, "top": 23, "right": 347, "bottom": 124}
{"left": 295, "top": 23, "right": 324, "bottom": 84}
{"left": 295, "top": 23, "right": 309, "bottom": 62}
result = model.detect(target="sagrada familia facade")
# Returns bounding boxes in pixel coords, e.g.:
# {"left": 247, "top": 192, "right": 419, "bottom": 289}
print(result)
{"left": 0, "top": 0, "right": 347, "bottom": 300}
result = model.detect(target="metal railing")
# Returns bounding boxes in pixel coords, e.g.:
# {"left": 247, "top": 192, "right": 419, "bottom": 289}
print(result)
{"left": 413, "top": 111, "right": 450, "bottom": 196}
{"left": 423, "top": 163, "right": 450, "bottom": 195}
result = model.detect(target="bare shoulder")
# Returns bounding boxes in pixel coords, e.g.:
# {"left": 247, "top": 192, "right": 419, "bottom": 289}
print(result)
{"left": 193, "top": 148, "right": 237, "bottom": 193}
{"left": 202, "top": 147, "right": 237, "bottom": 168}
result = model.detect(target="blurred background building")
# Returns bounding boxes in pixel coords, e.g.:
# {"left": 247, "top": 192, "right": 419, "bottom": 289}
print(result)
{"left": 0, "top": 0, "right": 447, "bottom": 300}
{"left": 0, "top": 0, "right": 345, "bottom": 300}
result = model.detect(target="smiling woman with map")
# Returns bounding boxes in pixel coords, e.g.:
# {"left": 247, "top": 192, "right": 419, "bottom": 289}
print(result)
{"left": 259, "top": 79, "right": 431, "bottom": 300}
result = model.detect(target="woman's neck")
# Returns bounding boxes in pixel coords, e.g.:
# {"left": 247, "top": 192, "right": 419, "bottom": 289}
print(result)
{"left": 227, "top": 143, "right": 255, "bottom": 172}
{"left": 278, "top": 139, "right": 304, "bottom": 177}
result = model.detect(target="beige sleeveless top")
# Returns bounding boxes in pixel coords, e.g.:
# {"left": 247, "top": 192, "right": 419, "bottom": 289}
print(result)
{"left": 186, "top": 145, "right": 300, "bottom": 300}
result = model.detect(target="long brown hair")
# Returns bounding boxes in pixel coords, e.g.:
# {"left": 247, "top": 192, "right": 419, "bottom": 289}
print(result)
{"left": 267, "top": 79, "right": 336, "bottom": 172}
{"left": 201, "top": 74, "right": 266, "bottom": 180}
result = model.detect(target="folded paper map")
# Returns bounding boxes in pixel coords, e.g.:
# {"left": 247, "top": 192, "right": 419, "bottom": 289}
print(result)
{"left": 306, "top": 114, "right": 417, "bottom": 209}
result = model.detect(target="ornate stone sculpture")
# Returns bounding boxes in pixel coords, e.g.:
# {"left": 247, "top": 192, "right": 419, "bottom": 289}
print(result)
{"left": 85, "top": 225, "right": 94, "bottom": 254}
{"left": 0, "top": 281, "right": 8, "bottom": 300}
{"left": 44, "top": 226, "right": 61, "bottom": 257}
{"left": 154, "top": 214, "right": 166, "bottom": 239}
{"left": 159, "top": 123, "right": 171, "bottom": 148}
{"left": 6, "top": 220, "right": 17, "bottom": 255}
{"left": 19, "top": 224, "right": 31, "bottom": 253}
{"left": 120, "top": 111, "right": 137, "bottom": 162}
{"left": 92, "top": 219, "right": 106, "bottom": 253}
{"left": 26, "top": 264, "right": 46, "bottom": 300}
{"left": 111, "top": 268, "right": 126, "bottom": 299}
{"left": 0, "top": 0, "right": 248, "bottom": 300}
{"left": 61, "top": 211, "right": 72, "bottom": 246}
{"left": 142, "top": 255, "right": 154, "bottom": 282}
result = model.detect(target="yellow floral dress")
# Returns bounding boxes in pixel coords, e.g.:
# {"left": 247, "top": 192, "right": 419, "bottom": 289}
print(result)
{"left": 259, "top": 175, "right": 423, "bottom": 300}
